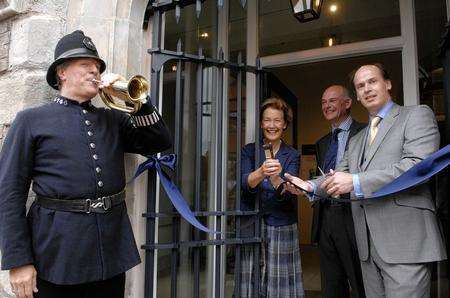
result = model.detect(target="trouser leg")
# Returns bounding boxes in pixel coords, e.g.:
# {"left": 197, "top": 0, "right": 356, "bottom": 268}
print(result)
{"left": 35, "top": 277, "right": 86, "bottom": 298}
{"left": 370, "top": 240, "right": 430, "bottom": 298}
{"left": 319, "top": 206, "right": 350, "bottom": 298}
{"left": 361, "top": 233, "right": 431, "bottom": 298}
{"left": 332, "top": 206, "right": 365, "bottom": 298}
{"left": 87, "top": 273, "right": 125, "bottom": 298}
{"left": 35, "top": 273, "right": 125, "bottom": 298}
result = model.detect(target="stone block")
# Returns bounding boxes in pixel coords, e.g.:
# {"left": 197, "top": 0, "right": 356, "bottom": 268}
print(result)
{"left": 0, "top": 31, "right": 9, "bottom": 45}
{"left": 0, "top": 57, "right": 7, "bottom": 71}
{"left": 0, "top": 20, "right": 10, "bottom": 34}
{"left": 27, "top": 0, "right": 68, "bottom": 17}
{"left": 0, "top": 31, "right": 9, "bottom": 65}
{"left": 0, "top": 69, "right": 55, "bottom": 124}
{"left": 0, "top": 0, "right": 7, "bottom": 10}
{"left": 0, "top": 122, "right": 10, "bottom": 148}
{"left": 66, "top": 17, "right": 114, "bottom": 74}
{"left": 0, "top": 43, "right": 8, "bottom": 57}
{"left": 79, "top": 0, "right": 115, "bottom": 19}
{"left": 9, "top": 15, "right": 64, "bottom": 69}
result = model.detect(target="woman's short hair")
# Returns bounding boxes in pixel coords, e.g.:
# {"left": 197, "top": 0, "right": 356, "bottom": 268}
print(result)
{"left": 260, "top": 97, "right": 293, "bottom": 128}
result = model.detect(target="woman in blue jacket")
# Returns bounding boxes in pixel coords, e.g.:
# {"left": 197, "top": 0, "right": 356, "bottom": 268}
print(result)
{"left": 239, "top": 98, "right": 304, "bottom": 297}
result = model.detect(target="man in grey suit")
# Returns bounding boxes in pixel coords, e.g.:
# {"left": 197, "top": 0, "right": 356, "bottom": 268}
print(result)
{"left": 285, "top": 64, "right": 447, "bottom": 297}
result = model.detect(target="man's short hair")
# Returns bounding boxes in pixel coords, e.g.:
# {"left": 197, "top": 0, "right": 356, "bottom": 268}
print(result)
{"left": 337, "top": 85, "right": 351, "bottom": 100}
{"left": 55, "top": 61, "right": 70, "bottom": 90}
{"left": 348, "top": 63, "right": 391, "bottom": 93}
{"left": 324, "top": 85, "right": 352, "bottom": 114}
{"left": 339, "top": 85, "right": 352, "bottom": 113}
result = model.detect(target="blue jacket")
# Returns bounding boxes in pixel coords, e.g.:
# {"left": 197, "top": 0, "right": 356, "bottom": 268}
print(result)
{"left": 0, "top": 96, "right": 172, "bottom": 285}
{"left": 241, "top": 141, "right": 300, "bottom": 227}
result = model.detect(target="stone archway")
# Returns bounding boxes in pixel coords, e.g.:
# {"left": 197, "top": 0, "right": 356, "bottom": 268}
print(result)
{"left": 65, "top": 1, "right": 153, "bottom": 297}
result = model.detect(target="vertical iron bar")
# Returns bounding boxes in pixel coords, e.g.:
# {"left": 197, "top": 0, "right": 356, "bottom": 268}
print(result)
{"left": 215, "top": 49, "right": 224, "bottom": 298}
{"left": 253, "top": 57, "right": 262, "bottom": 297}
{"left": 233, "top": 52, "right": 243, "bottom": 298}
{"left": 171, "top": 42, "right": 184, "bottom": 298}
{"left": 194, "top": 49, "right": 204, "bottom": 298}
{"left": 145, "top": 9, "right": 163, "bottom": 298}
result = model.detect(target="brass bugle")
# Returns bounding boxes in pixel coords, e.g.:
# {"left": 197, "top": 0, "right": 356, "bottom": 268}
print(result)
{"left": 95, "top": 75, "right": 149, "bottom": 114}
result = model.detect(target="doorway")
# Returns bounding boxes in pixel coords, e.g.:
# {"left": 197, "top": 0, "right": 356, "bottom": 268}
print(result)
{"left": 264, "top": 51, "right": 404, "bottom": 295}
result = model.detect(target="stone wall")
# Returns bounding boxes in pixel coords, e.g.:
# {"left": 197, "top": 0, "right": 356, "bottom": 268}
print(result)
{"left": 0, "top": 0, "right": 70, "bottom": 296}
{"left": 0, "top": 1, "right": 152, "bottom": 297}
{"left": 0, "top": 20, "right": 10, "bottom": 72}
{"left": 0, "top": 0, "right": 8, "bottom": 10}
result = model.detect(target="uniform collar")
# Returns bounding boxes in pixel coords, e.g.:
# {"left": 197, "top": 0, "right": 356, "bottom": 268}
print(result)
{"left": 54, "top": 95, "right": 94, "bottom": 109}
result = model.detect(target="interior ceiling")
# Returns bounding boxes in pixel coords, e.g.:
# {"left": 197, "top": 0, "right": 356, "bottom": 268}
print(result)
{"left": 270, "top": 51, "right": 404, "bottom": 107}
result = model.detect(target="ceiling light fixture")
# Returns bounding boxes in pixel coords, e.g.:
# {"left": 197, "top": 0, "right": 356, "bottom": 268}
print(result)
{"left": 289, "top": 0, "right": 323, "bottom": 23}
{"left": 330, "top": 4, "right": 338, "bottom": 13}
{"left": 324, "top": 34, "right": 339, "bottom": 47}
{"left": 328, "top": 37, "right": 334, "bottom": 47}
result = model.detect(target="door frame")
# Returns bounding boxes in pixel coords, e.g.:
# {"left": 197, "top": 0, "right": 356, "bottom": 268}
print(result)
{"left": 245, "top": 0, "right": 421, "bottom": 142}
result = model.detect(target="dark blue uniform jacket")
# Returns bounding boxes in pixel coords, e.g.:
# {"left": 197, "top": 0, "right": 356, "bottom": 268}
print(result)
{"left": 241, "top": 141, "right": 300, "bottom": 227}
{"left": 0, "top": 96, "right": 172, "bottom": 285}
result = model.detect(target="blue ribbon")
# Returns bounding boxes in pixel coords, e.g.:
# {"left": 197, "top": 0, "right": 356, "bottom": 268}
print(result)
{"left": 284, "top": 145, "right": 450, "bottom": 202}
{"left": 369, "top": 144, "right": 450, "bottom": 198}
{"left": 132, "top": 154, "right": 218, "bottom": 234}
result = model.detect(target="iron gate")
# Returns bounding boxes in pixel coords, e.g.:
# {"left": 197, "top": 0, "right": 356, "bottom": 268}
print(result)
{"left": 143, "top": 1, "right": 266, "bottom": 297}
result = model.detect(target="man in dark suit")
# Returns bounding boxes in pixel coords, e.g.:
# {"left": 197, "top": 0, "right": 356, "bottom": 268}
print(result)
{"left": 313, "top": 85, "right": 366, "bottom": 298}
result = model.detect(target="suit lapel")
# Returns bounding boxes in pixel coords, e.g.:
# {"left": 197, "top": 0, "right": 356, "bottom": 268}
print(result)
{"left": 348, "top": 121, "right": 362, "bottom": 139}
{"left": 318, "top": 133, "right": 331, "bottom": 168}
{"left": 361, "top": 104, "right": 400, "bottom": 170}
{"left": 353, "top": 127, "right": 368, "bottom": 172}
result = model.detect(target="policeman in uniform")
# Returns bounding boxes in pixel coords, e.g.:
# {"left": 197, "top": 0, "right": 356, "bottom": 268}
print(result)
{"left": 0, "top": 30, "right": 172, "bottom": 298}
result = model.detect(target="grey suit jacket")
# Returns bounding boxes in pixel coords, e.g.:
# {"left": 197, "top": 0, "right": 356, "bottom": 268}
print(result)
{"left": 314, "top": 103, "right": 447, "bottom": 264}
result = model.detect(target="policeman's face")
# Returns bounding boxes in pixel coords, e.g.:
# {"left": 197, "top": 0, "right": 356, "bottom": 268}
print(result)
{"left": 321, "top": 86, "right": 351, "bottom": 124}
{"left": 353, "top": 65, "right": 392, "bottom": 116}
{"left": 57, "top": 58, "right": 101, "bottom": 101}
{"left": 261, "top": 107, "right": 286, "bottom": 143}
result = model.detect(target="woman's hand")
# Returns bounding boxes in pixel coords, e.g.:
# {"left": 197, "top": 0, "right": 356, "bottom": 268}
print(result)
{"left": 283, "top": 173, "right": 313, "bottom": 195}
{"left": 261, "top": 159, "right": 282, "bottom": 178}
{"left": 247, "top": 158, "right": 282, "bottom": 189}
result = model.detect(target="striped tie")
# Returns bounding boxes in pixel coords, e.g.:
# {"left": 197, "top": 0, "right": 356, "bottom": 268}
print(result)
{"left": 369, "top": 116, "right": 381, "bottom": 145}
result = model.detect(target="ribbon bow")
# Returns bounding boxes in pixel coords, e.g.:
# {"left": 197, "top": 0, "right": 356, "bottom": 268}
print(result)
{"left": 131, "top": 154, "right": 218, "bottom": 233}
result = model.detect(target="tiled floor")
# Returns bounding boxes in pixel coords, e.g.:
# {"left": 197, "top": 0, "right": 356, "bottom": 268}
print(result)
{"left": 156, "top": 248, "right": 450, "bottom": 297}
{"left": 300, "top": 247, "right": 322, "bottom": 293}
{"left": 156, "top": 246, "right": 324, "bottom": 297}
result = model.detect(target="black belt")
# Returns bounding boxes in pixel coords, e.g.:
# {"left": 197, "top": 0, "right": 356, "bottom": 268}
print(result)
{"left": 323, "top": 200, "right": 346, "bottom": 207}
{"left": 35, "top": 189, "right": 126, "bottom": 213}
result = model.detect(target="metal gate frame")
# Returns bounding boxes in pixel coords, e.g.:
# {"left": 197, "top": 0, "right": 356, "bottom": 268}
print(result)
{"left": 143, "top": 1, "right": 265, "bottom": 297}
